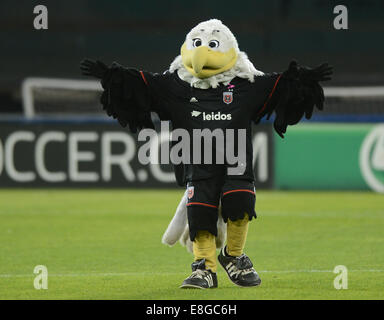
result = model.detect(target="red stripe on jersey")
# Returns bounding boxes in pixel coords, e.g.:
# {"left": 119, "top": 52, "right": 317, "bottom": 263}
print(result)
{"left": 187, "top": 202, "right": 218, "bottom": 209}
{"left": 257, "top": 74, "right": 282, "bottom": 117}
{"left": 140, "top": 70, "right": 148, "bottom": 86}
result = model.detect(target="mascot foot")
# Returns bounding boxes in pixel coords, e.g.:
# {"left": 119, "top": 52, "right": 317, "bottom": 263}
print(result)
{"left": 218, "top": 247, "right": 261, "bottom": 287}
{"left": 180, "top": 259, "right": 218, "bottom": 289}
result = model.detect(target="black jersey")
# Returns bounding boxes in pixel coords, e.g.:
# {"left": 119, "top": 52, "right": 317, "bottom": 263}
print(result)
{"left": 139, "top": 70, "right": 279, "bottom": 183}
{"left": 83, "top": 58, "right": 331, "bottom": 185}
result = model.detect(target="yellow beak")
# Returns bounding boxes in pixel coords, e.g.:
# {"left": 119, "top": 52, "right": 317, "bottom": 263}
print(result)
{"left": 191, "top": 46, "right": 209, "bottom": 75}
{"left": 181, "top": 43, "right": 237, "bottom": 79}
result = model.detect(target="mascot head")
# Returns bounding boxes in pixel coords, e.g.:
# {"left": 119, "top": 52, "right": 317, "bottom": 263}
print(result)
{"left": 180, "top": 19, "right": 239, "bottom": 79}
{"left": 170, "top": 19, "right": 263, "bottom": 89}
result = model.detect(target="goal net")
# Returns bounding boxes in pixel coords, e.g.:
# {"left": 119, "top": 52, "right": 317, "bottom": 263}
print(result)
{"left": 323, "top": 87, "right": 384, "bottom": 118}
{"left": 21, "top": 78, "right": 103, "bottom": 118}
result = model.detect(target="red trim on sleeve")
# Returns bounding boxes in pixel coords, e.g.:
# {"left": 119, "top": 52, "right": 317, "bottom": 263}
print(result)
{"left": 139, "top": 70, "right": 148, "bottom": 86}
{"left": 187, "top": 202, "right": 218, "bottom": 209}
{"left": 222, "top": 189, "right": 255, "bottom": 196}
{"left": 256, "top": 74, "right": 282, "bottom": 117}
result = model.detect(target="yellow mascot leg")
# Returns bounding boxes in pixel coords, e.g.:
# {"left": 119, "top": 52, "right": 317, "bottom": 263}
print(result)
{"left": 226, "top": 213, "right": 249, "bottom": 257}
{"left": 193, "top": 231, "right": 217, "bottom": 272}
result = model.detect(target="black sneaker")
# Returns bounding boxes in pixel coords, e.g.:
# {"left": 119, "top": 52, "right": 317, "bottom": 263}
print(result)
{"left": 218, "top": 247, "right": 261, "bottom": 287}
{"left": 180, "top": 259, "right": 218, "bottom": 289}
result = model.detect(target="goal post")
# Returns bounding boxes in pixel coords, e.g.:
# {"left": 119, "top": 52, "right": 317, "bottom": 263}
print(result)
{"left": 21, "top": 77, "right": 102, "bottom": 119}
{"left": 324, "top": 86, "right": 384, "bottom": 97}
{"left": 20, "top": 77, "right": 384, "bottom": 120}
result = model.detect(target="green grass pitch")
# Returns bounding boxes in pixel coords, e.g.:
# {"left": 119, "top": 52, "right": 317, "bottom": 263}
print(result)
{"left": 0, "top": 189, "right": 383, "bottom": 300}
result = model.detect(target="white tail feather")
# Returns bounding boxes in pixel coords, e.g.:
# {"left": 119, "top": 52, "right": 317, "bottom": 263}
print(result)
{"left": 161, "top": 190, "right": 188, "bottom": 246}
{"left": 162, "top": 191, "right": 227, "bottom": 252}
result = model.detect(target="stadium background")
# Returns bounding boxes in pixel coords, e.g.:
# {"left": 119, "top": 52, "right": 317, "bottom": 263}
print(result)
{"left": 0, "top": 0, "right": 383, "bottom": 300}
{"left": 0, "top": 0, "right": 384, "bottom": 191}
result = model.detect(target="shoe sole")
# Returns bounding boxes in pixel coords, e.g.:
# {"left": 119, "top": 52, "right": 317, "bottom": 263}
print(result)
{"left": 232, "top": 279, "right": 262, "bottom": 288}
{"left": 180, "top": 284, "right": 206, "bottom": 289}
{"left": 180, "top": 283, "right": 218, "bottom": 289}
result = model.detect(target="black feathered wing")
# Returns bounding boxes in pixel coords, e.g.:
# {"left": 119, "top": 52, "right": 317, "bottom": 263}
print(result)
{"left": 98, "top": 63, "right": 157, "bottom": 133}
{"left": 253, "top": 61, "right": 333, "bottom": 138}
{"left": 81, "top": 59, "right": 184, "bottom": 184}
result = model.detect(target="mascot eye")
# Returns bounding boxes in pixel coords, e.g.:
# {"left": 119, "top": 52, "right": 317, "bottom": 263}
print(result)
{"left": 192, "top": 38, "right": 202, "bottom": 47}
{"left": 208, "top": 40, "right": 219, "bottom": 48}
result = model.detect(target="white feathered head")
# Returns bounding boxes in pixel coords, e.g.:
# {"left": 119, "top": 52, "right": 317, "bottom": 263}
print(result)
{"left": 169, "top": 19, "right": 263, "bottom": 89}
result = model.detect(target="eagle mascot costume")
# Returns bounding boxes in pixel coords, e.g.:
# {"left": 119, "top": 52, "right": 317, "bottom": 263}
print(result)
{"left": 80, "top": 19, "right": 333, "bottom": 289}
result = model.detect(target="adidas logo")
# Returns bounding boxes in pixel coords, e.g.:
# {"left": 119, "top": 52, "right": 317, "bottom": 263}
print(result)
{"left": 204, "top": 273, "right": 214, "bottom": 287}
{"left": 191, "top": 111, "right": 202, "bottom": 117}
{"left": 226, "top": 262, "right": 238, "bottom": 277}
{"left": 190, "top": 97, "right": 198, "bottom": 103}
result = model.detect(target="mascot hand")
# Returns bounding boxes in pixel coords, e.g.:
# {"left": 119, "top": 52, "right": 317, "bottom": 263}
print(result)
{"left": 298, "top": 62, "right": 333, "bottom": 84}
{"left": 281, "top": 60, "right": 333, "bottom": 83}
{"left": 80, "top": 59, "right": 108, "bottom": 79}
{"left": 282, "top": 60, "right": 300, "bottom": 80}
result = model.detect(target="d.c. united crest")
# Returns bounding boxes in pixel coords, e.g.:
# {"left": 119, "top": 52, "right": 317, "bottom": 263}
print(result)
{"left": 187, "top": 186, "right": 194, "bottom": 199}
{"left": 223, "top": 91, "right": 233, "bottom": 104}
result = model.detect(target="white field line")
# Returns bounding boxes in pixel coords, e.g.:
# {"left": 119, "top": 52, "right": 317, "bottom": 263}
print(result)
{"left": 1, "top": 269, "right": 383, "bottom": 278}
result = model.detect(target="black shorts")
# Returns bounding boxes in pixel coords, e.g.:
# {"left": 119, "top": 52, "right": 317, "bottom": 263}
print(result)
{"left": 186, "top": 176, "right": 257, "bottom": 240}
